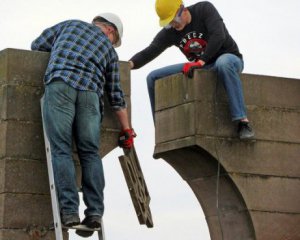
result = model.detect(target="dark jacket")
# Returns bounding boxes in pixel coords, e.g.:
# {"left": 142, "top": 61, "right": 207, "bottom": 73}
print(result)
{"left": 130, "top": 1, "right": 242, "bottom": 68}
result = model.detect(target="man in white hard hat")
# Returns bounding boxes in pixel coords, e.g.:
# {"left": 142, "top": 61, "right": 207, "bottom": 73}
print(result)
{"left": 31, "top": 13, "right": 136, "bottom": 235}
{"left": 129, "top": 0, "right": 255, "bottom": 140}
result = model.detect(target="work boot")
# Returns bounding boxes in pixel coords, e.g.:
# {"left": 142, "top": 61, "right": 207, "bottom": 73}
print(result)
{"left": 238, "top": 121, "right": 255, "bottom": 140}
{"left": 61, "top": 213, "right": 80, "bottom": 227}
{"left": 75, "top": 215, "right": 102, "bottom": 238}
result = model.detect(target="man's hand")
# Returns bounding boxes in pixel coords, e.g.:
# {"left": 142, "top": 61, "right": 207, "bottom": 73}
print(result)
{"left": 118, "top": 128, "right": 137, "bottom": 149}
{"left": 182, "top": 61, "right": 204, "bottom": 78}
{"left": 128, "top": 61, "right": 134, "bottom": 69}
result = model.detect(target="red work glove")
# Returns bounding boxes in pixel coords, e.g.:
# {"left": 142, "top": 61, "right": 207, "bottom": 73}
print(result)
{"left": 182, "top": 61, "right": 203, "bottom": 78}
{"left": 118, "top": 128, "right": 137, "bottom": 149}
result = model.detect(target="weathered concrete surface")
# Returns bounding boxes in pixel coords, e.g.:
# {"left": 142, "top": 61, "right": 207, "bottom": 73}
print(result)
{"left": 154, "top": 70, "right": 300, "bottom": 240}
{"left": 0, "top": 48, "right": 131, "bottom": 239}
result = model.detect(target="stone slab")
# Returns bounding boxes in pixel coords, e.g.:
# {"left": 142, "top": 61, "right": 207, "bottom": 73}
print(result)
{"left": 0, "top": 158, "right": 48, "bottom": 194}
{"left": 0, "top": 120, "right": 45, "bottom": 160}
{"left": 0, "top": 120, "right": 121, "bottom": 161}
{"left": 0, "top": 84, "right": 43, "bottom": 122}
{"left": 0, "top": 229, "right": 68, "bottom": 240}
{"left": 0, "top": 121, "right": 7, "bottom": 159}
{"left": 231, "top": 174, "right": 300, "bottom": 213}
{"left": 196, "top": 136, "right": 300, "bottom": 178}
{"left": 155, "top": 70, "right": 300, "bottom": 111}
{"left": 99, "top": 129, "right": 119, "bottom": 157}
{"left": 155, "top": 73, "right": 196, "bottom": 111}
{"left": 0, "top": 193, "right": 52, "bottom": 228}
{"left": 0, "top": 48, "right": 49, "bottom": 86}
{"left": 155, "top": 103, "right": 196, "bottom": 143}
{"left": 0, "top": 48, "right": 131, "bottom": 94}
{"left": 195, "top": 101, "right": 300, "bottom": 143}
{"left": 206, "top": 213, "right": 255, "bottom": 240}
{"left": 241, "top": 73, "right": 300, "bottom": 110}
{"left": 0, "top": 86, "right": 7, "bottom": 121}
{"left": 155, "top": 101, "right": 300, "bottom": 143}
{"left": 0, "top": 50, "right": 8, "bottom": 85}
{"left": 155, "top": 70, "right": 224, "bottom": 111}
{"left": 249, "top": 211, "right": 300, "bottom": 240}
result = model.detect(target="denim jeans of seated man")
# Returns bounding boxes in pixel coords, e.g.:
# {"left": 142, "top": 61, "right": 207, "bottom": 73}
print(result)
{"left": 146, "top": 53, "right": 246, "bottom": 121}
{"left": 43, "top": 79, "right": 105, "bottom": 218}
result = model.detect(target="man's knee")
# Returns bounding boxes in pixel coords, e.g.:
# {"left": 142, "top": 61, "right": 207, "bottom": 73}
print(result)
{"left": 215, "top": 54, "right": 243, "bottom": 72}
{"left": 215, "top": 54, "right": 232, "bottom": 68}
{"left": 146, "top": 71, "right": 156, "bottom": 88}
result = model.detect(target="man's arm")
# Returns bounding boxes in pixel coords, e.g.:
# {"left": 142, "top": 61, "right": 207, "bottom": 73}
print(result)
{"left": 129, "top": 29, "right": 171, "bottom": 69}
{"left": 105, "top": 58, "right": 136, "bottom": 148}
{"left": 31, "top": 21, "right": 65, "bottom": 51}
{"left": 114, "top": 108, "right": 130, "bottom": 130}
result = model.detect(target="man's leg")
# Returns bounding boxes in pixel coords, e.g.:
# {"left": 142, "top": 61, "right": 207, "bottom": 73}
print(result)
{"left": 213, "top": 54, "right": 254, "bottom": 139}
{"left": 147, "top": 63, "right": 184, "bottom": 119}
{"left": 74, "top": 90, "right": 104, "bottom": 222}
{"left": 43, "top": 80, "right": 80, "bottom": 225}
{"left": 213, "top": 53, "right": 246, "bottom": 121}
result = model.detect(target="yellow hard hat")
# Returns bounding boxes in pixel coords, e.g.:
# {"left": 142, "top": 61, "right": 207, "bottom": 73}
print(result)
{"left": 155, "top": 0, "right": 183, "bottom": 27}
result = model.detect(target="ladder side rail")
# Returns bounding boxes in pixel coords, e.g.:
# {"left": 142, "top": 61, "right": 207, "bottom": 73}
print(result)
{"left": 97, "top": 219, "right": 105, "bottom": 240}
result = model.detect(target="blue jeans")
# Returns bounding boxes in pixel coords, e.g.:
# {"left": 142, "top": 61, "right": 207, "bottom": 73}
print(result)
{"left": 43, "top": 80, "right": 104, "bottom": 217}
{"left": 147, "top": 53, "right": 246, "bottom": 121}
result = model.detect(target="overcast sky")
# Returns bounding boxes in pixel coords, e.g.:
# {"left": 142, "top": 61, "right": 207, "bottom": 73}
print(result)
{"left": 1, "top": 0, "right": 299, "bottom": 239}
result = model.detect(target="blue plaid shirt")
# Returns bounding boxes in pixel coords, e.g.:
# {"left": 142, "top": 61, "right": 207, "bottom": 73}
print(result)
{"left": 31, "top": 20, "right": 126, "bottom": 113}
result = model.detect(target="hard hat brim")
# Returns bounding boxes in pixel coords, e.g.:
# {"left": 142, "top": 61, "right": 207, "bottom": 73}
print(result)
{"left": 159, "top": 12, "right": 176, "bottom": 27}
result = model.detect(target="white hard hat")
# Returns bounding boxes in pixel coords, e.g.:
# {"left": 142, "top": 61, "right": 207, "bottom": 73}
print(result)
{"left": 95, "top": 13, "right": 123, "bottom": 48}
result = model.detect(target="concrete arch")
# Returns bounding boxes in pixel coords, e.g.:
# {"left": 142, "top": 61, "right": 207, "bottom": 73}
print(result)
{"left": 154, "top": 71, "right": 300, "bottom": 240}
{"left": 156, "top": 146, "right": 255, "bottom": 240}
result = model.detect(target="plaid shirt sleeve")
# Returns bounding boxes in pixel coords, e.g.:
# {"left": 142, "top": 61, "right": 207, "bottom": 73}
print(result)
{"left": 105, "top": 59, "right": 127, "bottom": 111}
{"left": 31, "top": 21, "right": 65, "bottom": 52}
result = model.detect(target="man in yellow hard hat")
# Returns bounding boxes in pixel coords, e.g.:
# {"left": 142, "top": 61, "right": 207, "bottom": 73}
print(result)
{"left": 129, "top": 0, "right": 255, "bottom": 140}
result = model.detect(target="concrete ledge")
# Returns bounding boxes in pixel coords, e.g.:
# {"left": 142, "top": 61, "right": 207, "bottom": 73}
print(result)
{"left": 154, "top": 71, "right": 300, "bottom": 240}
{"left": 156, "top": 101, "right": 300, "bottom": 143}
{"left": 0, "top": 49, "right": 49, "bottom": 86}
{"left": 156, "top": 70, "right": 300, "bottom": 111}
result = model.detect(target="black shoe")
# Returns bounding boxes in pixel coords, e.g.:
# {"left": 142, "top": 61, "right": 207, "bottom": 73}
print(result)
{"left": 238, "top": 121, "right": 255, "bottom": 140}
{"left": 61, "top": 213, "right": 80, "bottom": 227}
{"left": 75, "top": 215, "right": 102, "bottom": 238}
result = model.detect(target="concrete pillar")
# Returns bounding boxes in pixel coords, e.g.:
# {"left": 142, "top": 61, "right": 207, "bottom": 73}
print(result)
{"left": 154, "top": 70, "right": 300, "bottom": 240}
{"left": 0, "top": 48, "right": 131, "bottom": 239}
